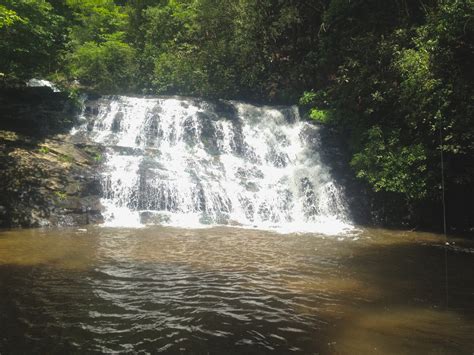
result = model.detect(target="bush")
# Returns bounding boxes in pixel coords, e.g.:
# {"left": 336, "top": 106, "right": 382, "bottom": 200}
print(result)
{"left": 68, "top": 38, "right": 136, "bottom": 93}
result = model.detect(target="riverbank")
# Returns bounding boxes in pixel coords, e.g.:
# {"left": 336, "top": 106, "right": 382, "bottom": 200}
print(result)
{"left": 0, "top": 130, "right": 103, "bottom": 228}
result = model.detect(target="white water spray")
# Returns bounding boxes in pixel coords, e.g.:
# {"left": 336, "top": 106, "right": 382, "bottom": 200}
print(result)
{"left": 74, "top": 96, "right": 353, "bottom": 234}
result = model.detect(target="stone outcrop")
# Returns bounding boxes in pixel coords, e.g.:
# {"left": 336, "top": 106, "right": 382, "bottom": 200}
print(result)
{"left": 0, "top": 87, "right": 79, "bottom": 137}
{"left": 0, "top": 87, "right": 104, "bottom": 228}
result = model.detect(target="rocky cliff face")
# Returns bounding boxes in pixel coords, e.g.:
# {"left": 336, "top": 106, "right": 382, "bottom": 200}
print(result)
{"left": 0, "top": 88, "right": 103, "bottom": 228}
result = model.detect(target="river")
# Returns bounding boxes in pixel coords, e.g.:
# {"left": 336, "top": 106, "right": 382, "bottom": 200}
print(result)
{"left": 0, "top": 226, "right": 473, "bottom": 353}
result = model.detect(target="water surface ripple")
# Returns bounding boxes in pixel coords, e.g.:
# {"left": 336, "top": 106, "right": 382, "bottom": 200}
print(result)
{"left": 0, "top": 226, "right": 473, "bottom": 353}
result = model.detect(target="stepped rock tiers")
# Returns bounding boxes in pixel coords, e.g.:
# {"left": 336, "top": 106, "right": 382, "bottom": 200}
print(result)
{"left": 74, "top": 96, "right": 352, "bottom": 234}
{"left": 0, "top": 89, "right": 352, "bottom": 234}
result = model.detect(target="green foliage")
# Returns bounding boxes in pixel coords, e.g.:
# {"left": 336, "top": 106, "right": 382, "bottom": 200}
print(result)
{"left": 65, "top": 0, "right": 127, "bottom": 44}
{"left": 351, "top": 127, "right": 428, "bottom": 200}
{"left": 68, "top": 39, "right": 136, "bottom": 93}
{"left": 153, "top": 49, "right": 208, "bottom": 96}
{"left": 0, "top": 0, "right": 66, "bottom": 80}
{"left": 300, "top": 0, "right": 473, "bottom": 227}
{"left": 299, "top": 91, "right": 317, "bottom": 106}
{"left": 309, "top": 108, "right": 332, "bottom": 124}
{"left": 58, "top": 153, "right": 74, "bottom": 163}
{"left": 92, "top": 152, "right": 102, "bottom": 163}
{"left": 125, "top": 0, "right": 325, "bottom": 99}
{"left": 54, "top": 190, "right": 67, "bottom": 200}
{"left": 62, "top": 0, "right": 136, "bottom": 92}
{"left": 38, "top": 146, "right": 50, "bottom": 154}
{"left": 0, "top": 4, "right": 23, "bottom": 28}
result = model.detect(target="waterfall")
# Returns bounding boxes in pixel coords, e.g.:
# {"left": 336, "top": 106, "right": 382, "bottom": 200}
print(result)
{"left": 73, "top": 96, "right": 353, "bottom": 234}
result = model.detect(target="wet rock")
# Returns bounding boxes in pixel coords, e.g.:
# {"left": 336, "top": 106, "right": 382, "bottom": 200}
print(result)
{"left": 82, "top": 178, "right": 103, "bottom": 197}
{"left": 0, "top": 127, "right": 104, "bottom": 228}
{"left": 214, "top": 100, "right": 238, "bottom": 121}
{"left": 58, "top": 197, "right": 82, "bottom": 211}
{"left": 65, "top": 182, "right": 81, "bottom": 196}
{"left": 87, "top": 121, "right": 95, "bottom": 132}
{"left": 140, "top": 211, "right": 170, "bottom": 225}
{"left": 111, "top": 111, "right": 123, "bottom": 132}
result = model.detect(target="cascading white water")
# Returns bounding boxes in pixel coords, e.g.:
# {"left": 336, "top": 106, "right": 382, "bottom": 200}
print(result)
{"left": 73, "top": 96, "right": 353, "bottom": 234}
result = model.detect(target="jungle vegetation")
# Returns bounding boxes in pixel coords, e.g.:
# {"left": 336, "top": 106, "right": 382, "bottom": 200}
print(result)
{"left": 1, "top": 0, "right": 473, "bottom": 229}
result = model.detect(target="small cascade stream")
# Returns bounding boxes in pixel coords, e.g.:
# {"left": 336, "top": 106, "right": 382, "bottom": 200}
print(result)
{"left": 73, "top": 96, "right": 352, "bottom": 234}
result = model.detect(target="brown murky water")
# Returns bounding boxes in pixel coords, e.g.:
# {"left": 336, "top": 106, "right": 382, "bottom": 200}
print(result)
{"left": 0, "top": 226, "right": 473, "bottom": 354}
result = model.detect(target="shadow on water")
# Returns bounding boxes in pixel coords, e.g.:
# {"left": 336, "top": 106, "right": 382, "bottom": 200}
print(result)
{"left": 0, "top": 226, "right": 473, "bottom": 353}
{"left": 324, "top": 236, "right": 474, "bottom": 354}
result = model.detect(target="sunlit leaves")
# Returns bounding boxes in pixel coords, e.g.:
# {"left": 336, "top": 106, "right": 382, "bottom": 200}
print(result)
{"left": 0, "top": 5, "right": 23, "bottom": 29}
{"left": 68, "top": 39, "right": 136, "bottom": 93}
{"left": 0, "top": 0, "right": 65, "bottom": 79}
{"left": 351, "top": 127, "right": 428, "bottom": 200}
{"left": 65, "top": 0, "right": 128, "bottom": 44}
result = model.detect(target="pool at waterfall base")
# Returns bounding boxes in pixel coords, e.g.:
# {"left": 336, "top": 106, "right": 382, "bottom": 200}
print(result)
{"left": 0, "top": 226, "right": 473, "bottom": 353}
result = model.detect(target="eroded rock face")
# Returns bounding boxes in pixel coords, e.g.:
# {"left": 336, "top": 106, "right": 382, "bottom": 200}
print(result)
{"left": 0, "top": 88, "right": 104, "bottom": 228}
{"left": 0, "top": 131, "right": 104, "bottom": 228}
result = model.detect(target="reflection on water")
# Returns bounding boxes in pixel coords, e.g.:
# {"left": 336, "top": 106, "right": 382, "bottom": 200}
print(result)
{"left": 0, "top": 226, "right": 473, "bottom": 353}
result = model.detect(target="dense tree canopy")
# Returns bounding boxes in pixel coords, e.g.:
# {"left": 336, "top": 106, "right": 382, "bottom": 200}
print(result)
{"left": 0, "top": 0, "right": 472, "bottom": 229}
{"left": 0, "top": 0, "right": 65, "bottom": 80}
